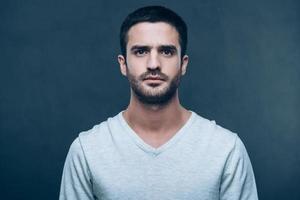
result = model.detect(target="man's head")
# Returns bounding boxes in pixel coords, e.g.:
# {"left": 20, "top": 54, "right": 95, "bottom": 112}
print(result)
{"left": 120, "top": 5, "right": 188, "bottom": 58}
{"left": 118, "top": 6, "right": 189, "bottom": 106}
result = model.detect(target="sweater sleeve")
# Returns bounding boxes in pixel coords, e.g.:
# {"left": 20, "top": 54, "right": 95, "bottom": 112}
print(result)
{"left": 220, "top": 136, "right": 258, "bottom": 200}
{"left": 59, "top": 138, "right": 94, "bottom": 200}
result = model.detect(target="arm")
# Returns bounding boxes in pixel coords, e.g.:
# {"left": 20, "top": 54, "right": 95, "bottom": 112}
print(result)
{"left": 220, "top": 136, "right": 258, "bottom": 200}
{"left": 59, "top": 138, "right": 94, "bottom": 200}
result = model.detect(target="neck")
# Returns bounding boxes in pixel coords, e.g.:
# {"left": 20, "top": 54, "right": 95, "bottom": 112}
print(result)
{"left": 123, "top": 90, "right": 190, "bottom": 133}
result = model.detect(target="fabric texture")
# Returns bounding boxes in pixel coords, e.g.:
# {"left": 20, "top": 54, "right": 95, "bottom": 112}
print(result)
{"left": 59, "top": 111, "right": 258, "bottom": 200}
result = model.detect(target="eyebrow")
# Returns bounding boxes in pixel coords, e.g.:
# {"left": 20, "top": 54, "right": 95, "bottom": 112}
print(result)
{"left": 130, "top": 45, "right": 150, "bottom": 53}
{"left": 130, "top": 45, "right": 178, "bottom": 52}
{"left": 158, "top": 45, "right": 177, "bottom": 53}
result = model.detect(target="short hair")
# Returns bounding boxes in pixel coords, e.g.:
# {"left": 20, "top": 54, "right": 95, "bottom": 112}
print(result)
{"left": 120, "top": 6, "right": 188, "bottom": 58}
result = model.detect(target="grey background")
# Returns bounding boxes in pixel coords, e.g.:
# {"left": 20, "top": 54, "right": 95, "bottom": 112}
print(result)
{"left": 0, "top": 0, "right": 299, "bottom": 199}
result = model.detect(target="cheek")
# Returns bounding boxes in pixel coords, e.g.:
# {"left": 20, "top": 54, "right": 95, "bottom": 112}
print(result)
{"left": 127, "top": 56, "right": 141, "bottom": 67}
{"left": 162, "top": 56, "right": 181, "bottom": 67}
{"left": 161, "top": 59, "right": 181, "bottom": 74}
{"left": 126, "top": 62, "right": 144, "bottom": 77}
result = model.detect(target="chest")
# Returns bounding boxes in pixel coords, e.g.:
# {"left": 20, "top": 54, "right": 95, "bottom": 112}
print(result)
{"left": 89, "top": 150, "right": 223, "bottom": 200}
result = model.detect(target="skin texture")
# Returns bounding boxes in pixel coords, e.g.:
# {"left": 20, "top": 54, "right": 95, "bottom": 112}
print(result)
{"left": 118, "top": 22, "right": 191, "bottom": 148}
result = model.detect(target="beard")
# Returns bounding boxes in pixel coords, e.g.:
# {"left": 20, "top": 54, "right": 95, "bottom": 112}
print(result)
{"left": 126, "top": 68, "right": 182, "bottom": 106}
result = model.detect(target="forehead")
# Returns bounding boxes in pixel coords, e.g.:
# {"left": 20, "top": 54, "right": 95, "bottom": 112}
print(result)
{"left": 127, "top": 22, "right": 180, "bottom": 47}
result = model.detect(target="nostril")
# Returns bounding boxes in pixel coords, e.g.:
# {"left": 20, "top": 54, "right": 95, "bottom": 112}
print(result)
{"left": 147, "top": 65, "right": 160, "bottom": 70}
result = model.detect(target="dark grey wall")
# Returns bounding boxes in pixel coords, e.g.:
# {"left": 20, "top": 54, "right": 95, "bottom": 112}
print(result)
{"left": 1, "top": 0, "right": 299, "bottom": 199}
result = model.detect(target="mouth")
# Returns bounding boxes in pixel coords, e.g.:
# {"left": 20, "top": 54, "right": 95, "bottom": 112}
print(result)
{"left": 143, "top": 76, "right": 165, "bottom": 87}
{"left": 143, "top": 76, "right": 165, "bottom": 81}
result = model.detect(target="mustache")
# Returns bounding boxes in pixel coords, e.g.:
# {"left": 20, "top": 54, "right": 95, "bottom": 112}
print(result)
{"left": 139, "top": 70, "right": 169, "bottom": 81}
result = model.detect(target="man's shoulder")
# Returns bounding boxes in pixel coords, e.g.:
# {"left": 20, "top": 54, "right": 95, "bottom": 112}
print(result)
{"left": 78, "top": 120, "right": 108, "bottom": 140}
{"left": 190, "top": 111, "right": 249, "bottom": 166}
{"left": 77, "top": 112, "right": 121, "bottom": 148}
{"left": 192, "top": 111, "right": 238, "bottom": 149}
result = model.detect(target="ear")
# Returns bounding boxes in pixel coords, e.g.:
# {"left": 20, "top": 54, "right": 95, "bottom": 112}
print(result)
{"left": 118, "top": 55, "right": 127, "bottom": 76}
{"left": 180, "top": 55, "right": 189, "bottom": 75}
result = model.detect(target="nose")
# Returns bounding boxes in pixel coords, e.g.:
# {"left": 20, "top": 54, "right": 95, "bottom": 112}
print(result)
{"left": 147, "top": 51, "right": 161, "bottom": 70}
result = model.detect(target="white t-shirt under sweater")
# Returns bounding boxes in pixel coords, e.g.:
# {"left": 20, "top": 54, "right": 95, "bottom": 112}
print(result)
{"left": 59, "top": 111, "right": 258, "bottom": 200}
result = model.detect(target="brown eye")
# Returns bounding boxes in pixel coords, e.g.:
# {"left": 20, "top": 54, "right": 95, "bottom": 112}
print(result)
{"left": 162, "top": 50, "right": 172, "bottom": 55}
{"left": 135, "top": 49, "right": 147, "bottom": 56}
{"left": 161, "top": 49, "right": 173, "bottom": 57}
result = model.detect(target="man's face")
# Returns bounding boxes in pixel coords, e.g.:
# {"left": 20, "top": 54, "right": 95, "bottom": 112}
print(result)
{"left": 118, "top": 22, "right": 188, "bottom": 105}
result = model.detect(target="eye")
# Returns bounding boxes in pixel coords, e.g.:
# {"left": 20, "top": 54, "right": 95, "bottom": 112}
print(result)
{"left": 160, "top": 49, "right": 174, "bottom": 57}
{"left": 162, "top": 50, "right": 172, "bottom": 56}
{"left": 134, "top": 49, "right": 148, "bottom": 56}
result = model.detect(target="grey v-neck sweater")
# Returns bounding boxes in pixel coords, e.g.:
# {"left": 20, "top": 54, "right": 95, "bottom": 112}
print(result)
{"left": 59, "top": 111, "right": 258, "bottom": 200}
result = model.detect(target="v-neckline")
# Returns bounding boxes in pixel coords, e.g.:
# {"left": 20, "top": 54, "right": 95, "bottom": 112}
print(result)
{"left": 118, "top": 110, "right": 196, "bottom": 156}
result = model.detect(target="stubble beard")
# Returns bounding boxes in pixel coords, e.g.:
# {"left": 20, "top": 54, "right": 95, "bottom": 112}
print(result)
{"left": 127, "top": 68, "right": 182, "bottom": 106}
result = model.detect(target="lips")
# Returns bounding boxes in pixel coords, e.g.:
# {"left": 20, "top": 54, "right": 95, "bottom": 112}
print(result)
{"left": 144, "top": 76, "right": 165, "bottom": 81}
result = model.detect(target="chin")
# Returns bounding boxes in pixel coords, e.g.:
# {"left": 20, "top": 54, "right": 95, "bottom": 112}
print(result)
{"left": 143, "top": 85, "right": 168, "bottom": 95}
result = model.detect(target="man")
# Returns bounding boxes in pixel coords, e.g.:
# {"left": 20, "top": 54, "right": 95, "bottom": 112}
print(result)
{"left": 59, "top": 6, "right": 258, "bottom": 200}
